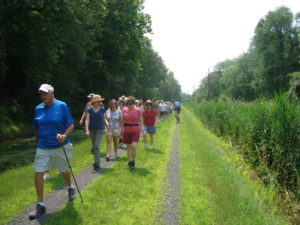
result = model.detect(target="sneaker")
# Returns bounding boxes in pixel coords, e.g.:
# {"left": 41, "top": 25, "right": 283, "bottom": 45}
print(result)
{"left": 149, "top": 145, "right": 153, "bottom": 150}
{"left": 105, "top": 155, "right": 110, "bottom": 161}
{"left": 29, "top": 203, "right": 46, "bottom": 220}
{"left": 68, "top": 187, "right": 76, "bottom": 201}
{"left": 93, "top": 163, "right": 100, "bottom": 170}
{"left": 144, "top": 144, "right": 148, "bottom": 150}
{"left": 43, "top": 173, "right": 50, "bottom": 180}
{"left": 131, "top": 161, "right": 135, "bottom": 169}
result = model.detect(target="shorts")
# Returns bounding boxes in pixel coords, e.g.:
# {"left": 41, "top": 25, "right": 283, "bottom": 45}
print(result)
{"left": 122, "top": 130, "right": 140, "bottom": 144}
{"left": 174, "top": 108, "right": 181, "bottom": 113}
{"left": 34, "top": 143, "right": 72, "bottom": 173}
{"left": 105, "top": 128, "right": 121, "bottom": 137}
{"left": 143, "top": 125, "right": 156, "bottom": 134}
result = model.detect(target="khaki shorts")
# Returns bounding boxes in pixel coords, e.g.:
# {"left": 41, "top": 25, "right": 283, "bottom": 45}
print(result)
{"left": 34, "top": 143, "right": 72, "bottom": 173}
{"left": 105, "top": 128, "right": 121, "bottom": 137}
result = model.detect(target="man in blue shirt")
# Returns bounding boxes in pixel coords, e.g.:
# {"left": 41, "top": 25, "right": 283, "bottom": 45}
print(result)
{"left": 174, "top": 101, "right": 181, "bottom": 123}
{"left": 29, "top": 84, "right": 75, "bottom": 220}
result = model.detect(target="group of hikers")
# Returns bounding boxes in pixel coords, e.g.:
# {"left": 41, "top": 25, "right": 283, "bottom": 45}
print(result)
{"left": 29, "top": 83, "right": 181, "bottom": 220}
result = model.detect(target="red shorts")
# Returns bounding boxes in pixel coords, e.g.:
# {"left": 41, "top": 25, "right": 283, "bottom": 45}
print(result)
{"left": 122, "top": 130, "right": 140, "bottom": 144}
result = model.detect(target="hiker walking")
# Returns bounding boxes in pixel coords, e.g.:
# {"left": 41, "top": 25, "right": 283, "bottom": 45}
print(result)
{"left": 79, "top": 93, "right": 95, "bottom": 126}
{"left": 121, "top": 96, "right": 142, "bottom": 168}
{"left": 85, "top": 94, "right": 107, "bottom": 170}
{"left": 174, "top": 100, "right": 181, "bottom": 123}
{"left": 30, "top": 84, "right": 75, "bottom": 220}
{"left": 104, "top": 99, "right": 122, "bottom": 160}
{"left": 142, "top": 100, "right": 158, "bottom": 150}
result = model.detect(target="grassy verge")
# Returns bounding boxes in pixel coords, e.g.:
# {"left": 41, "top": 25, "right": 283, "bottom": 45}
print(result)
{"left": 44, "top": 116, "right": 175, "bottom": 225}
{"left": 0, "top": 131, "right": 96, "bottom": 225}
{"left": 179, "top": 108, "right": 290, "bottom": 225}
{"left": 0, "top": 128, "right": 86, "bottom": 171}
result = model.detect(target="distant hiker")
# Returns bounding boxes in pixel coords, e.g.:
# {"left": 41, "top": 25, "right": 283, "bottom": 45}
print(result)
{"left": 143, "top": 100, "right": 158, "bottom": 150}
{"left": 79, "top": 93, "right": 95, "bottom": 126}
{"left": 30, "top": 84, "right": 75, "bottom": 220}
{"left": 85, "top": 95, "right": 108, "bottom": 170}
{"left": 159, "top": 100, "right": 167, "bottom": 117}
{"left": 104, "top": 99, "right": 122, "bottom": 160}
{"left": 121, "top": 96, "right": 143, "bottom": 168}
{"left": 174, "top": 100, "right": 181, "bottom": 123}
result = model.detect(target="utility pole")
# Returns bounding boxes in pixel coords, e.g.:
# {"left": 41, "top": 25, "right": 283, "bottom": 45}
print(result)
{"left": 207, "top": 68, "right": 210, "bottom": 100}
{"left": 192, "top": 84, "right": 195, "bottom": 107}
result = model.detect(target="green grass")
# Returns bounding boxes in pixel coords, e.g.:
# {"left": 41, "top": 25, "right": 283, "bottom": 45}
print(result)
{"left": 45, "top": 116, "right": 175, "bottom": 225}
{"left": 178, "top": 108, "right": 290, "bottom": 225}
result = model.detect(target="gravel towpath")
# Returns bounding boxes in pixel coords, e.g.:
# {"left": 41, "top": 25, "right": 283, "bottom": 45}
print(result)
{"left": 162, "top": 123, "right": 180, "bottom": 225}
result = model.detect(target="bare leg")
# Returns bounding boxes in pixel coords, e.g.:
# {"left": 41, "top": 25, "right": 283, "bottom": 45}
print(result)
{"left": 35, "top": 172, "right": 45, "bottom": 203}
{"left": 113, "top": 136, "right": 118, "bottom": 155}
{"left": 150, "top": 134, "right": 154, "bottom": 146}
{"left": 62, "top": 171, "right": 72, "bottom": 187}
{"left": 131, "top": 142, "right": 137, "bottom": 160}
{"left": 143, "top": 131, "right": 147, "bottom": 145}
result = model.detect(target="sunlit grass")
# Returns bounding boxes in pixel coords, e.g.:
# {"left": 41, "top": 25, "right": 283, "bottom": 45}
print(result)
{"left": 179, "top": 108, "right": 289, "bottom": 225}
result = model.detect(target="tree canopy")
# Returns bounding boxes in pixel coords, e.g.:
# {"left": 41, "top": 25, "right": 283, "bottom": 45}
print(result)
{"left": 0, "top": 0, "right": 182, "bottom": 129}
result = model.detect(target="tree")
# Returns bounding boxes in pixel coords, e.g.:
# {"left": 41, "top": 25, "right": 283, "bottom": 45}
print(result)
{"left": 252, "top": 6, "right": 300, "bottom": 96}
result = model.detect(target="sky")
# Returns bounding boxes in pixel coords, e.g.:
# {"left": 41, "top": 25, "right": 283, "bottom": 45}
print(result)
{"left": 143, "top": 0, "right": 299, "bottom": 94}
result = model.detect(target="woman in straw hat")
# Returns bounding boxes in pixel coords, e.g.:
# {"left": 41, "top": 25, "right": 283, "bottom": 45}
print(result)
{"left": 85, "top": 94, "right": 108, "bottom": 170}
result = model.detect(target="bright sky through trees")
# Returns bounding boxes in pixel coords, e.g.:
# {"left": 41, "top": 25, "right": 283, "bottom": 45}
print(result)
{"left": 143, "top": 0, "right": 299, "bottom": 94}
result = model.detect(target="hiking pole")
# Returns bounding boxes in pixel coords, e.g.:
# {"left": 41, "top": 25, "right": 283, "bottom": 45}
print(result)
{"left": 62, "top": 146, "right": 83, "bottom": 203}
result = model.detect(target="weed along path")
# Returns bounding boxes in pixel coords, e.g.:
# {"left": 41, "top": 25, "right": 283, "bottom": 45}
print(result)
{"left": 2, "top": 110, "right": 291, "bottom": 225}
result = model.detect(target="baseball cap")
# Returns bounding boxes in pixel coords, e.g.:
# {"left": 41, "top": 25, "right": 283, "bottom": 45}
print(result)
{"left": 38, "top": 84, "right": 54, "bottom": 93}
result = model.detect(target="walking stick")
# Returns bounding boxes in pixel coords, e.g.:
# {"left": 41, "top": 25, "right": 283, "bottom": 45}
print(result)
{"left": 62, "top": 146, "right": 83, "bottom": 203}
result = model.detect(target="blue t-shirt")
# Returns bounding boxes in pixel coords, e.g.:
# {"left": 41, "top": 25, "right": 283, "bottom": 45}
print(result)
{"left": 174, "top": 101, "right": 181, "bottom": 108}
{"left": 87, "top": 106, "right": 106, "bottom": 130}
{"left": 33, "top": 99, "right": 74, "bottom": 149}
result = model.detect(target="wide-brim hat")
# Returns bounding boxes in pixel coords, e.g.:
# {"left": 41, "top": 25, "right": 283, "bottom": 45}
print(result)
{"left": 91, "top": 95, "right": 104, "bottom": 103}
{"left": 87, "top": 93, "right": 95, "bottom": 98}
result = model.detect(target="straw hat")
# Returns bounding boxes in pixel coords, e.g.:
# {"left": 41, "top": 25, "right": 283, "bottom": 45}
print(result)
{"left": 87, "top": 93, "right": 95, "bottom": 98}
{"left": 91, "top": 95, "right": 104, "bottom": 103}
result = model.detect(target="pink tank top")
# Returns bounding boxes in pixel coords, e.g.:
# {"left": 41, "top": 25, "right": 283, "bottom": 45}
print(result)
{"left": 123, "top": 106, "right": 141, "bottom": 132}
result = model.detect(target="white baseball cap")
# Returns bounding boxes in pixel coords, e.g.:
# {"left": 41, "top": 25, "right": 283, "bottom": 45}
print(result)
{"left": 38, "top": 84, "right": 54, "bottom": 93}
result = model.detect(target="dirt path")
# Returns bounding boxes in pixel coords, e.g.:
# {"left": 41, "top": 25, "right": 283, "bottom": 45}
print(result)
{"left": 162, "top": 123, "right": 180, "bottom": 225}
{"left": 7, "top": 148, "right": 126, "bottom": 225}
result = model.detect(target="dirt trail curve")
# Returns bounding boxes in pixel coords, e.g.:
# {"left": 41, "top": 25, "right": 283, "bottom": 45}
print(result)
{"left": 7, "top": 149, "right": 126, "bottom": 225}
{"left": 162, "top": 123, "right": 180, "bottom": 225}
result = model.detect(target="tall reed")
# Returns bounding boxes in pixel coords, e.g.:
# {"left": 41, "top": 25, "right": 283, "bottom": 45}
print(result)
{"left": 187, "top": 93, "right": 300, "bottom": 197}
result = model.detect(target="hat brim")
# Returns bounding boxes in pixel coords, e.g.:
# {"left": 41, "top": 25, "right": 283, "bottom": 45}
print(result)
{"left": 91, "top": 98, "right": 104, "bottom": 103}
